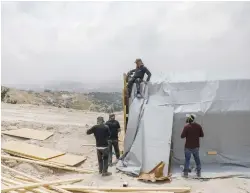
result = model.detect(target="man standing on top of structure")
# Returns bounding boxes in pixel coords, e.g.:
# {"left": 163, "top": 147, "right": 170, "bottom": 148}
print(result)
{"left": 106, "top": 113, "right": 121, "bottom": 166}
{"left": 127, "top": 58, "right": 151, "bottom": 98}
{"left": 86, "top": 116, "right": 112, "bottom": 176}
{"left": 181, "top": 114, "right": 204, "bottom": 178}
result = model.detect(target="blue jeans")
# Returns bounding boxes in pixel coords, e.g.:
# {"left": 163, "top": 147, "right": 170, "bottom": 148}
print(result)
{"left": 184, "top": 148, "right": 201, "bottom": 173}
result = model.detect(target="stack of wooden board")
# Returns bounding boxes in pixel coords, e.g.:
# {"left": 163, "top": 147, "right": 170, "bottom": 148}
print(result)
{"left": 1, "top": 164, "right": 84, "bottom": 193}
{"left": 2, "top": 141, "right": 87, "bottom": 167}
{"left": 1, "top": 128, "right": 54, "bottom": 140}
{"left": 2, "top": 165, "right": 191, "bottom": 193}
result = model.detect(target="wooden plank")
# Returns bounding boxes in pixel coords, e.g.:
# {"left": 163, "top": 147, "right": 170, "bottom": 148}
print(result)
{"left": 2, "top": 141, "right": 65, "bottom": 160}
{"left": 2, "top": 165, "right": 72, "bottom": 193}
{"left": 123, "top": 73, "right": 127, "bottom": 133}
{"left": 1, "top": 155, "right": 96, "bottom": 173}
{"left": 86, "top": 191, "right": 174, "bottom": 193}
{"left": 2, "top": 128, "right": 53, "bottom": 140}
{"left": 207, "top": 151, "right": 217, "bottom": 155}
{"left": 1, "top": 178, "right": 84, "bottom": 192}
{"left": 47, "top": 154, "right": 86, "bottom": 166}
{"left": 81, "top": 144, "right": 95, "bottom": 146}
{"left": 59, "top": 185, "right": 191, "bottom": 193}
{"left": 4, "top": 150, "right": 69, "bottom": 167}
{"left": 2, "top": 174, "right": 58, "bottom": 193}
{"left": 5, "top": 150, "right": 86, "bottom": 167}
{"left": 1, "top": 176, "right": 41, "bottom": 193}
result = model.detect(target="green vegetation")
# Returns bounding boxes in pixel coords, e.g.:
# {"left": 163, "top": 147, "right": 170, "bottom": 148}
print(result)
{"left": 1, "top": 86, "right": 9, "bottom": 101}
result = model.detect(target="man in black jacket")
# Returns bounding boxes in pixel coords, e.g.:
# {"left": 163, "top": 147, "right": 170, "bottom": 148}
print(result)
{"left": 127, "top": 58, "right": 151, "bottom": 98}
{"left": 106, "top": 113, "right": 121, "bottom": 166}
{"left": 86, "top": 116, "right": 112, "bottom": 176}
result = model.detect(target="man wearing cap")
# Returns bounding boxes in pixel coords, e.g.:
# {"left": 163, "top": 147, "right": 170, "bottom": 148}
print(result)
{"left": 127, "top": 58, "right": 151, "bottom": 98}
{"left": 181, "top": 114, "right": 204, "bottom": 178}
{"left": 86, "top": 116, "right": 112, "bottom": 176}
{"left": 106, "top": 113, "right": 121, "bottom": 166}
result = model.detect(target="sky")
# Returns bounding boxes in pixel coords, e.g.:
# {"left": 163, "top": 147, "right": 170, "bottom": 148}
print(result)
{"left": 1, "top": 1, "right": 250, "bottom": 86}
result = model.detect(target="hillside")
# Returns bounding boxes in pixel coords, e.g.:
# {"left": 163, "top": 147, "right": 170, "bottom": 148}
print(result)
{"left": 1, "top": 86, "right": 122, "bottom": 113}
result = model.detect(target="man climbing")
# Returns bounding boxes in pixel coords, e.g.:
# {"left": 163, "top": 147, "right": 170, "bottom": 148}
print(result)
{"left": 106, "top": 113, "right": 121, "bottom": 166}
{"left": 127, "top": 58, "right": 151, "bottom": 98}
{"left": 86, "top": 116, "right": 112, "bottom": 176}
{"left": 181, "top": 114, "right": 204, "bottom": 178}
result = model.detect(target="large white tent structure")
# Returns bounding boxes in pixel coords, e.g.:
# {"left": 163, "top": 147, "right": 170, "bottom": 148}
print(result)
{"left": 117, "top": 73, "right": 250, "bottom": 179}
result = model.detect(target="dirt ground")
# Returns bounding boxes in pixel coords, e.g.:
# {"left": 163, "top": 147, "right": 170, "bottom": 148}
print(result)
{"left": 1, "top": 103, "right": 250, "bottom": 193}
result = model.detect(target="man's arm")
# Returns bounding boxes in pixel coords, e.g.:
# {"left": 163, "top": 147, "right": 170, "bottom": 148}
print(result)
{"left": 181, "top": 126, "right": 188, "bottom": 138}
{"left": 86, "top": 125, "right": 95, "bottom": 135}
{"left": 117, "top": 121, "right": 121, "bottom": 132}
{"left": 105, "top": 124, "right": 111, "bottom": 138}
{"left": 200, "top": 125, "right": 204, "bottom": 137}
{"left": 128, "top": 69, "right": 136, "bottom": 75}
{"left": 144, "top": 67, "right": 151, "bottom": 82}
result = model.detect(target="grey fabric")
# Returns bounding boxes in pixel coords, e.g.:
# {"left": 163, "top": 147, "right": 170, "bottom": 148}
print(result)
{"left": 118, "top": 78, "right": 250, "bottom": 177}
{"left": 123, "top": 98, "right": 144, "bottom": 154}
{"left": 142, "top": 104, "right": 174, "bottom": 176}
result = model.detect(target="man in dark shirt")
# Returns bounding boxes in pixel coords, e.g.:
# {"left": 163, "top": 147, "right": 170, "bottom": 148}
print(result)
{"left": 181, "top": 114, "right": 204, "bottom": 178}
{"left": 86, "top": 116, "right": 112, "bottom": 176}
{"left": 106, "top": 113, "right": 121, "bottom": 166}
{"left": 127, "top": 58, "right": 151, "bottom": 98}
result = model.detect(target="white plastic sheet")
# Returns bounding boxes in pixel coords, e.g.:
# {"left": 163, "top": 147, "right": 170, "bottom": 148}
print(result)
{"left": 118, "top": 77, "right": 250, "bottom": 178}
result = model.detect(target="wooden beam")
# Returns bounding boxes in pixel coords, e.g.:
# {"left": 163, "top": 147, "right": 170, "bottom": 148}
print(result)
{"left": 1, "top": 155, "right": 95, "bottom": 173}
{"left": 123, "top": 73, "right": 128, "bottom": 133}
{"left": 58, "top": 185, "right": 191, "bottom": 193}
{"left": 1, "top": 178, "right": 84, "bottom": 192}
{"left": 207, "top": 151, "right": 217, "bottom": 155}
{"left": 2, "top": 165, "right": 71, "bottom": 193}
{"left": 1, "top": 176, "right": 52, "bottom": 193}
{"left": 85, "top": 191, "right": 174, "bottom": 193}
{"left": 81, "top": 144, "right": 95, "bottom": 146}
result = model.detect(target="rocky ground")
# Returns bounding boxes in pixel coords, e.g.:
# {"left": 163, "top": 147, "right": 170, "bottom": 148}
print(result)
{"left": 1, "top": 103, "right": 250, "bottom": 193}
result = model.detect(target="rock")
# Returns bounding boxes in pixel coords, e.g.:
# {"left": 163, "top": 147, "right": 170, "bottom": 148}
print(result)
{"left": 10, "top": 122, "right": 18, "bottom": 126}
{"left": 46, "top": 126, "right": 54, "bottom": 130}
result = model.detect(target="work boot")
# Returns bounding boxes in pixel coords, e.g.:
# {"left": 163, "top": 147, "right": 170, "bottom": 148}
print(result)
{"left": 183, "top": 169, "right": 189, "bottom": 178}
{"left": 197, "top": 171, "right": 201, "bottom": 178}
{"left": 102, "top": 172, "right": 112, "bottom": 177}
{"left": 183, "top": 172, "right": 188, "bottom": 178}
{"left": 182, "top": 168, "right": 191, "bottom": 173}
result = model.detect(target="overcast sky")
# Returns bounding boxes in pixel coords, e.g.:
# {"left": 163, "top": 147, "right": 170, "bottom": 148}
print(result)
{"left": 1, "top": 1, "right": 250, "bottom": 85}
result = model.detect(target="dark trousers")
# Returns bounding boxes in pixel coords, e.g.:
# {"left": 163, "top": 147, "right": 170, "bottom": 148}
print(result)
{"left": 97, "top": 147, "right": 109, "bottom": 174}
{"left": 127, "top": 77, "right": 142, "bottom": 97}
{"left": 184, "top": 148, "right": 201, "bottom": 173}
{"left": 108, "top": 140, "right": 120, "bottom": 165}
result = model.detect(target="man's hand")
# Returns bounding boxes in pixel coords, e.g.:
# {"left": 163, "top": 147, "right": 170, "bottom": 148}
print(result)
{"left": 128, "top": 70, "right": 133, "bottom": 76}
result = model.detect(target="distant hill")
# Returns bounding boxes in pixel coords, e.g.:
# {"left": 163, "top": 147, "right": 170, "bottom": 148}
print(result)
{"left": 3, "top": 80, "right": 123, "bottom": 93}
{"left": 1, "top": 86, "right": 123, "bottom": 113}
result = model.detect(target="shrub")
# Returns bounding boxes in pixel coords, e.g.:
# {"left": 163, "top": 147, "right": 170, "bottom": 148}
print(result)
{"left": 1, "top": 86, "right": 9, "bottom": 101}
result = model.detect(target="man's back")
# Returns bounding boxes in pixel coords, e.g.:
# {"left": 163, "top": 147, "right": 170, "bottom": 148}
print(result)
{"left": 106, "top": 120, "right": 120, "bottom": 140}
{"left": 181, "top": 122, "right": 204, "bottom": 149}
{"left": 87, "top": 124, "right": 110, "bottom": 147}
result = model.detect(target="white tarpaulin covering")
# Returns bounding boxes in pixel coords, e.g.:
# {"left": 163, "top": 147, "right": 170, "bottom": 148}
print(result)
{"left": 117, "top": 75, "right": 250, "bottom": 178}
